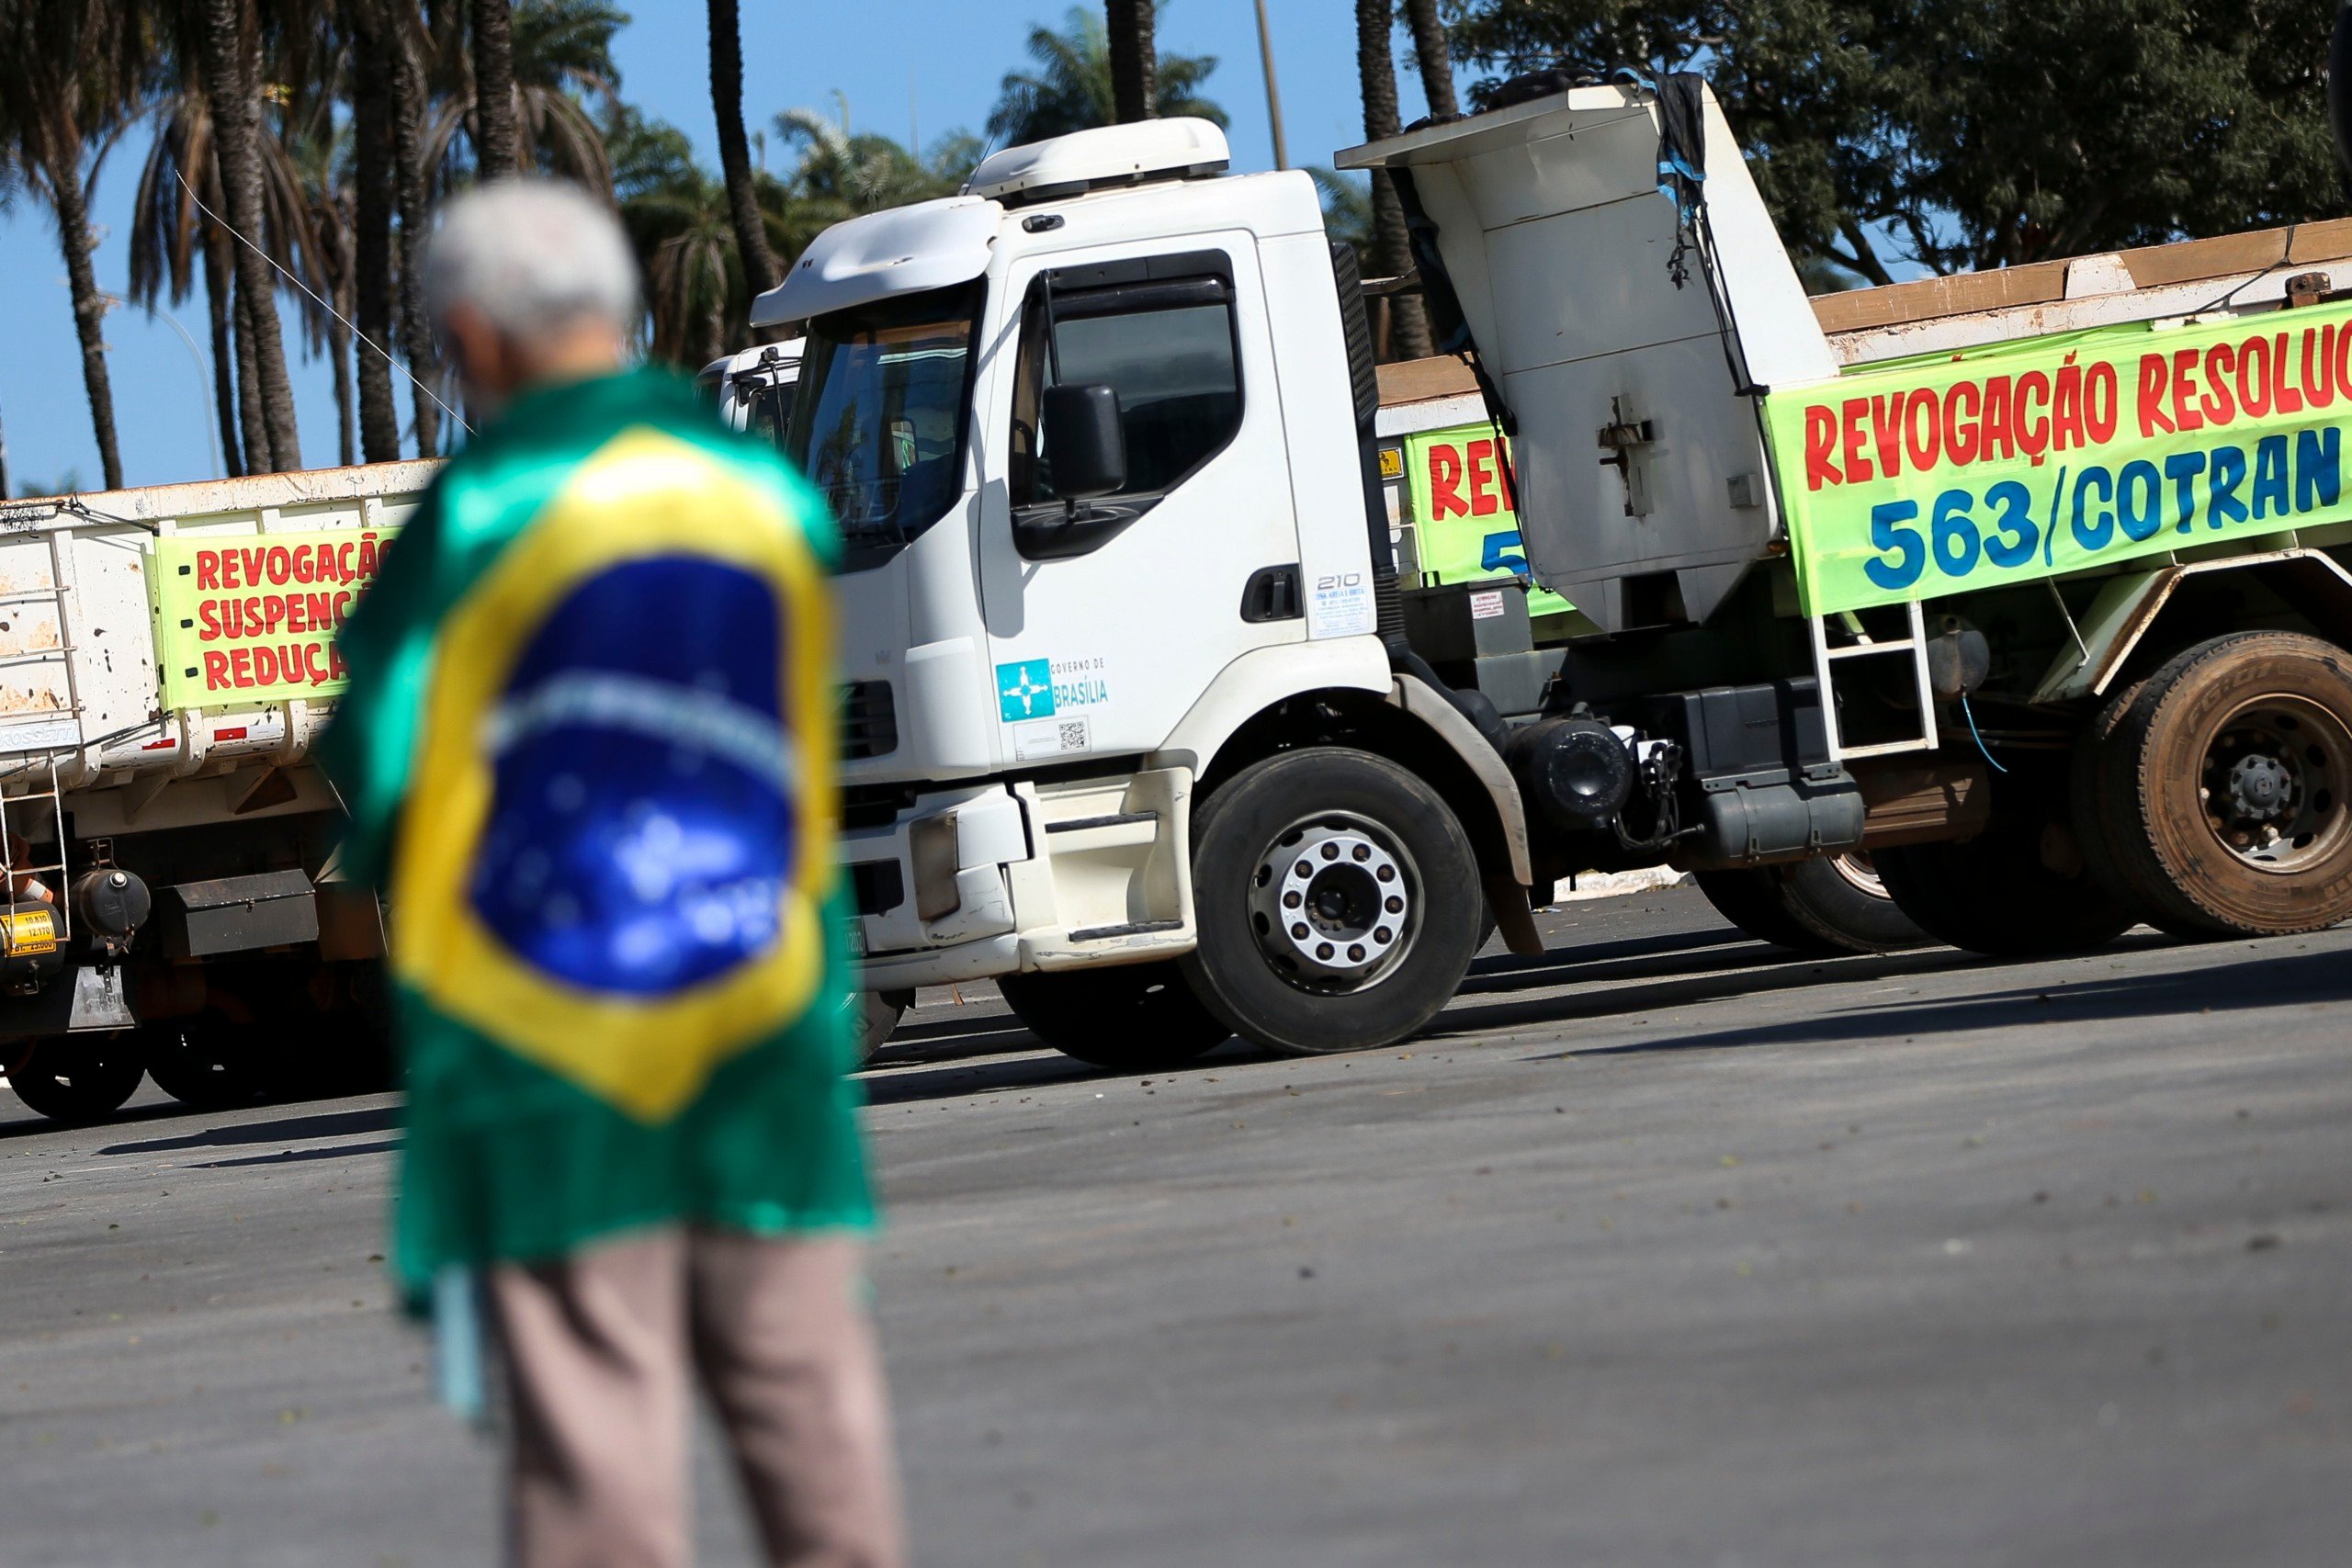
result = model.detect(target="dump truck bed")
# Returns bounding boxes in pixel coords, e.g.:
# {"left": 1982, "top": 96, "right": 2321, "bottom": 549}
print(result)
{"left": 0, "top": 462, "right": 435, "bottom": 814}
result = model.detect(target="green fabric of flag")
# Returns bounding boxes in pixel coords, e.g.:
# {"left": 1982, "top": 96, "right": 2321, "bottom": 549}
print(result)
{"left": 320, "top": 367, "right": 873, "bottom": 1307}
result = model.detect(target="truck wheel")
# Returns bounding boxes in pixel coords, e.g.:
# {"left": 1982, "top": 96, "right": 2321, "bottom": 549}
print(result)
{"left": 1872, "top": 767, "right": 2132, "bottom": 956}
{"left": 844, "top": 989, "right": 911, "bottom": 1065}
{"left": 1696, "top": 853, "right": 1926, "bottom": 955}
{"left": 141, "top": 1014, "right": 269, "bottom": 1109}
{"left": 2079, "top": 632, "right": 2352, "bottom": 936}
{"left": 996, "top": 962, "right": 1229, "bottom": 1071}
{"left": 1180, "top": 747, "right": 1481, "bottom": 1054}
{"left": 6, "top": 1034, "right": 145, "bottom": 1123}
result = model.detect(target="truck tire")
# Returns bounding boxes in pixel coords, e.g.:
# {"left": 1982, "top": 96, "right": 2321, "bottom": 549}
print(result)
{"left": 6, "top": 1034, "right": 145, "bottom": 1123}
{"left": 2076, "top": 632, "right": 2352, "bottom": 936}
{"left": 996, "top": 962, "right": 1229, "bottom": 1071}
{"left": 1872, "top": 763, "right": 2133, "bottom": 956}
{"left": 141, "top": 1014, "right": 269, "bottom": 1109}
{"left": 846, "top": 989, "right": 911, "bottom": 1065}
{"left": 1180, "top": 747, "right": 1482, "bottom": 1055}
{"left": 1697, "top": 853, "right": 1927, "bottom": 955}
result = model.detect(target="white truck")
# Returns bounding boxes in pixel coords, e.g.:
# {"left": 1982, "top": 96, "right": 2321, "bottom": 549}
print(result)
{"left": 742, "top": 82, "right": 2352, "bottom": 1069}
{"left": 0, "top": 464, "right": 434, "bottom": 1120}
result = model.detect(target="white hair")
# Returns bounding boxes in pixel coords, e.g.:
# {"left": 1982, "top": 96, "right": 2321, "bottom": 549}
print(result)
{"left": 422, "top": 179, "right": 639, "bottom": 342}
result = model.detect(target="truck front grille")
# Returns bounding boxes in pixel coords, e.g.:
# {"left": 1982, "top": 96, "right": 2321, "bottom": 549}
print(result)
{"left": 842, "top": 680, "right": 898, "bottom": 760}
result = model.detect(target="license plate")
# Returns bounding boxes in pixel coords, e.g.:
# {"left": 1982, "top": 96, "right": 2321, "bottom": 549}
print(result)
{"left": 3, "top": 907, "right": 57, "bottom": 956}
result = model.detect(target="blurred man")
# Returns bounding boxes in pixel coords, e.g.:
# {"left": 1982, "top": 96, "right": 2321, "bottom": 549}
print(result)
{"left": 322, "top": 180, "right": 900, "bottom": 1568}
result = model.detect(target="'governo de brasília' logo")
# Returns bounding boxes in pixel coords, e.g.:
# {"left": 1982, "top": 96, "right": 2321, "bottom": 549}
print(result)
{"left": 997, "top": 659, "right": 1054, "bottom": 722}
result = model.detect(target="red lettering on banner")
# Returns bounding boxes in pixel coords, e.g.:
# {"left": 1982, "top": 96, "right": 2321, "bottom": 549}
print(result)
{"left": 2273, "top": 333, "right": 2303, "bottom": 414}
{"left": 196, "top": 551, "right": 221, "bottom": 591}
{"left": 2201, "top": 343, "right": 2237, "bottom": 425}
{"left": 1904, "top": 389, "right": 1941, "bottom": 472}
{"left": 2137, "top": 354, "right": 2173, "bottom": 436}
{"left": 1429, "top": 445, "right": 1466, "bottom": 518}
{"left": 230, "top": 648, "right": 255, "bottom": 687}
{"left": 1869, "top": 394, "right": 1905, "bottom": 479}
{"left": 2170, "top": 348, "right": 2204, "bottom": 432}
{"left": 1804, "top": 405, "right": 1839, "bottom": 489}
{"left": 203, "top": 650, "right": 230, "bottom": 688}
{"left": 1840, "top": 398, "right": 1873, "bottom": 483}
{"left": 1466, "top": 440, "right": 1499, "bottom": 516}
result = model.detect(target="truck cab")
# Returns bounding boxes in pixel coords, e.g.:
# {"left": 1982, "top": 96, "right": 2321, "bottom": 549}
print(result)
{"left": 750, "top": 118, "right": 1528, "bottom": 1060}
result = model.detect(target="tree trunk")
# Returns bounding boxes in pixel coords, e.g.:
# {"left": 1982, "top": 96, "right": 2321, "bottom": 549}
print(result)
{"left": 1105, "top": 0, "right": 1157, "bottom": 123}
{"left": 469, "top": 0, "right": 519, "bottom": 178}
{"left": 45, "top": 159, "right": 126, "bottom": 491}
{"left": 348, "top": 0, "right": 401, "bottom": 461}
{"left": 330, "top": 280, "right": 356, "bottom": 468}
{"left": 1400, "top": 0, "right": 1457, "bottom": 118}
{"left": 202, "top": 232, "right": 245, "bottom": 477}
{"left": 707, "top": 0, "right": 780, "bottom": 297}
{"left": 233, "top": 280, "right": 271, "bottom": 473}
{"left": 1355, "top": 0, "right": 1430, "bottom": 359}
{"left": 200, "top": 0, "right": 301, "bottom": 471}
{"left": 390, "top": 13, "right": 441, "bottom": 454}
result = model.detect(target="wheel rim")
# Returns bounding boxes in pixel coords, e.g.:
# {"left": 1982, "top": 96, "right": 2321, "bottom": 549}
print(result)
{"left": 1247, "top": 809, "right": 1420, "bottom": 994}
{"left": 1825, "top": 850, "right": 1889, "bottom": 899}
{"left": 2195, "top": 693, "right": 2352, "bottom": 874}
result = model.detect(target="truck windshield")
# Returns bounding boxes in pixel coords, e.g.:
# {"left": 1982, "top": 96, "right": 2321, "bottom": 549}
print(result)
{"left": 782, "top": 283, "right": 981, "bottom": 565}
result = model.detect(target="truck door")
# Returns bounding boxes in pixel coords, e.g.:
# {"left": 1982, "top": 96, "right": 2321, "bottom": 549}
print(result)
{"left": 977, "top": 242, "right": 1303, "bottom": 767}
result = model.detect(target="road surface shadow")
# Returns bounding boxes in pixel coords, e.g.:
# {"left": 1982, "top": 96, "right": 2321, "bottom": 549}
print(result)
{"left": 100, "top": 1104, "right": 397, "bottom": 1156}
{"left": 1436, "top": 932, "right": 2199, "bottom": 1045}
{"left": 1549, "top": 940, "right": 2352, "bottom": 1059}
{"left": 191, "top": 1139, "right": 401, "bottom": 1168}
{"left": 0, "top": 1098, "right": 189, "bottom": 1141}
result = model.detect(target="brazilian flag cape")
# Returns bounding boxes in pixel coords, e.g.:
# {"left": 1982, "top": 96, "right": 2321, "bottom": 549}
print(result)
{"left": 321, "top": 367, "right": 873, "bottom": 1305}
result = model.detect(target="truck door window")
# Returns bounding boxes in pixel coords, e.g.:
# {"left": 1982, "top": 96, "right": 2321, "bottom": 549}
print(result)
{"left": 1009, "top": 268, "right": 1242, "bottom": 513}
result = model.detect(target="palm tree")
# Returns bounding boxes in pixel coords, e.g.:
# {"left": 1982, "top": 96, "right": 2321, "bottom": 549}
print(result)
{"left": 0, "top": 0, "right": 147, "bottom": 491}
{"left": 127, "top": 86, "right": 245, "bottom": 475}
{"left": 345, "top": 0, "right": 401, "bottom": 460}
{"left": 424, "top": 0, "right": 619, "bottom": 195}
{"left": 775, "top": 98, "right": 977, "bottom": 219}
{"left": 1103, "top": 0, "right": 1155, "bottom": 123}
{"left": 707, "top": 0, "right": 779, "bottom": 296}
{"left": 988, "top": 5, "right": 1225, "bottom": 148}
{"left": 1400, "top": 0, "right": 1456, "bottom": 119}
{"left": 609, "top": 104, "right": 741, "bottom": 368}
{"left": 1309, "top": 166, "right": 1372, "bottom": 274}
{"left": 390, "top": 4, "right": 439, "bottom": 454}
{"left": 200, "top": 0, "right": 304, "bottom": 470}
{"left": 470, "top": 0, "right": 520, "bottom": 176}
{"left": 1354, "top": 0, "right": 1429, "bottom": 359}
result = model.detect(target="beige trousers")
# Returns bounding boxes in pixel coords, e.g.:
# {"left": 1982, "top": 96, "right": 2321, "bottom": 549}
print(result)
{"left": 487, "top": 1229, "right": 904, "bottom": 1568}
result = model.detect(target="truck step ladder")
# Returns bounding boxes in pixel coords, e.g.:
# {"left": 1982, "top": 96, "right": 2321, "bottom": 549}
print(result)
{"left": 1808, "top": 601, "right": 1940, "bottom": 764}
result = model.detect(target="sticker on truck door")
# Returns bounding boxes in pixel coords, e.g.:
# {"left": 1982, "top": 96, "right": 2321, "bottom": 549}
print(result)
{"left": 996, "top": 656, "right": 1111, "bottom": 727}
{"left": 1306, "top": 571, "right": 1376, "bottom": 638}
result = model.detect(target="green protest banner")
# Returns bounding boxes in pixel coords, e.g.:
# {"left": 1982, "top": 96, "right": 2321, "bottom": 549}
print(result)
{"left": 1400, "top": 422, "right": 1575, "bottom": 617}
{"left": 1763, "top": 302, "right": 2352, "bottom": 616}
{"left": 149, "top": 525, "right": 395, "bottom": 707}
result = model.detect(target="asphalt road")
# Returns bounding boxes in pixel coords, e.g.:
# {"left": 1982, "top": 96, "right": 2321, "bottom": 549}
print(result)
{"left": 3, "top": 886, "right": 2348, "bottom": 1566}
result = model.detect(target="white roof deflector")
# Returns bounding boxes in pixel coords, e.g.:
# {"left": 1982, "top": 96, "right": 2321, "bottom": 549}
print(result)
{"left": 749, "top": 197, "right": 1000, "bottom": 327}
{"left": 965, "top": 118, "right": 1228, "bottom": 206}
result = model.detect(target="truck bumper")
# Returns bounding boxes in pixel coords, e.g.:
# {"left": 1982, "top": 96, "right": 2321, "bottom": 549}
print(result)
{"left": 845, "top": 769, "right": 1199, "bottom": 993}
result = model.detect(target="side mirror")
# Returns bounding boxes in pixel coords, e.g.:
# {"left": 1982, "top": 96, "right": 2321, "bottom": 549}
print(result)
{"left": 1041, "top": 383, "right": 1126, "bottom": 502}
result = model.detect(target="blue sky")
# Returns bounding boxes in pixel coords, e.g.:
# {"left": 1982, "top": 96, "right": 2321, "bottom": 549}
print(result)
{"left": 0, "top": 0, "right": 1472, "bottom": 493}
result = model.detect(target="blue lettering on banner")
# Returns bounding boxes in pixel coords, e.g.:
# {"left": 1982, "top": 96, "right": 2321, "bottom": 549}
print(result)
{"left": 997, "top": 659, "right": 1055, "bottom": 722}
{"left": 1857, "top": 427, "right": 2341, "bottom": 596}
